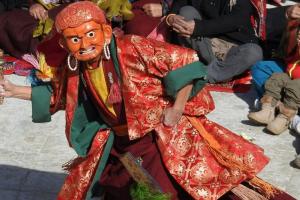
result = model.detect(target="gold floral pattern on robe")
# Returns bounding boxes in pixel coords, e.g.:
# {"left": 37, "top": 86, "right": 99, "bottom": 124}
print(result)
{"left": 55, "top": 35, "right": 269, "bottom": 200}
{"left": 117, "top": 35, "right": 269, "bottom": 199}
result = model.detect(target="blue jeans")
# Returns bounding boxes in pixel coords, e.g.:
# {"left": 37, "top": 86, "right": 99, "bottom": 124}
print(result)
{"left": 251, "top": 60, "right": 285, "bottom": 97}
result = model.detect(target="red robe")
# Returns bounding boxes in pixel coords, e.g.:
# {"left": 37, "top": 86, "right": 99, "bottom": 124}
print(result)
{"left": 34, "top": 35, "right": 271, "bottom": 200}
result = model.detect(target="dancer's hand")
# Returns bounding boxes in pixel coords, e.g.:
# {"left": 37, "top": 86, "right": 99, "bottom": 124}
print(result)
{"left": 30, "top": 3, "right": 48, "bottom": 21}
{"left": 162, "top": 107, "right": 183, "bottom": 127}
{"left": 0, "top": 79, "right": 16, "bottom": 98}
{"left": 162, "top": 84, "right": 192, "bottom": 126}
{"left": 143, "top": 3, "right": 163, "bottom": 17}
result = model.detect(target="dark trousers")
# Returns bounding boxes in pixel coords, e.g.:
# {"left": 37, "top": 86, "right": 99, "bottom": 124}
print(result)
{"left": 99, "top": 133, "right": 193, "bottom": 200}
{"left": 176, "top": 6, "right": 263, "bottom": 83}
{"left": 265, "top": 73, "right": 300, "bottom": 110}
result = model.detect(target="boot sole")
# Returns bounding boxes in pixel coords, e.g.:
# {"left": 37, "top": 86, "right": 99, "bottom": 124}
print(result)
{"left": 247, "top": 115, "right": 270, "bottom": 126}
{"left": 266, "top": 126, "right": 287, "bottom": 135}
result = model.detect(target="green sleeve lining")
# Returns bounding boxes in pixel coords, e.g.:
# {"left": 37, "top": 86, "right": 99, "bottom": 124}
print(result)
{"left": 70, "top": 104, "right": 107, "bottom": 157}
{"left": 70, "top": 84, "right": 109, "bottom": 157}
{"left": 163, "top": 61, "right": 207, "bottom": 99}
{"left": 31, "top": 84, "right": 52, "bottom": 123}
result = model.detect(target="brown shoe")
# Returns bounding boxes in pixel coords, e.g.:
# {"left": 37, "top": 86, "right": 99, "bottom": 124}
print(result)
{"left": 248, "top": 95, "right": 277, "bottom": 125}
{"left": 266, "top": 104, "right": 297, "bottom": 135}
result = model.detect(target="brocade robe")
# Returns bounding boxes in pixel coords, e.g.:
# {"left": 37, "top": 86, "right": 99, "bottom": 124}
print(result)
{"left": 31, "top": 35, "right": 269, "bottom": 200}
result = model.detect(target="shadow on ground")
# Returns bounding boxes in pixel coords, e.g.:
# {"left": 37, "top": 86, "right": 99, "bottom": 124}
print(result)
{"left": 0, "top": 165, "right": 66, "bottom": 200}
{"left": 290, "top": 130, "right": 300, "bottom": 154}
{"left": 233, "top": 86, "right": 258, "bottom": 110}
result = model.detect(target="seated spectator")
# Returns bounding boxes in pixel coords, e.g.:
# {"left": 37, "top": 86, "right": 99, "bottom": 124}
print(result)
{"left": 165, "top": 0, "right": 263, "bottom": 83}
{"left": 0, "top": 0, "right": 71, "bottom": 59}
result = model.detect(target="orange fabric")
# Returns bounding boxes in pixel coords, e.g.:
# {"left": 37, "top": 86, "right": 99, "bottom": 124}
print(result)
{"left": 187, "top": 116, "right": 256, "bottom": 177}
{"left": 187, "top": 116, "right": 221, "bottom": 150}
{"left": 249, "top": 176, "right": 279, "bottom": 198}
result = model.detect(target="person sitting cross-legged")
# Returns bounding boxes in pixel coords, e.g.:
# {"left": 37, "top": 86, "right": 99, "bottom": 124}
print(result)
{"left": 165, "top": 0, "right": 263, "bottom": 83}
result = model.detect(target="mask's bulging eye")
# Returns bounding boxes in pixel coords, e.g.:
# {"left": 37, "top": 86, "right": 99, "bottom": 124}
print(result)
{"left": 87, "top": 31, "right": 95, "bottom": 38}
{"left": 71, "top": 37, "right": 80, "bottom": 43}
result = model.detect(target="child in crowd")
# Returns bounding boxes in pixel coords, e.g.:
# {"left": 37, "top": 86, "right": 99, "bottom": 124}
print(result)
{"left": 248, "top": 4, "right": 300, "bottom": 134}
{"left": 249, "top": 11, "right": 300, "bottom": 135}
{"left": 248, "top": 71, "right": 300, "bottom": 135}
{"left": 249, "top": 3, "right": 300, "bottom": 168}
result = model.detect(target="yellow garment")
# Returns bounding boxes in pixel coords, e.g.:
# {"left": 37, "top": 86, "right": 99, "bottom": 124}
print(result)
{"left": 33, "top": 18, "right": 54, "bottom": 38}
{"left": 87, "top": 65, "right": 116, "bottom": 116}
{"left": 32, "top": 1, "right": 58, "bottom": 38}
{"left": 96, "top": 0, "right": 134, "bottom": 21}
{"left": 36, "top": 53, "right": 56, "bottom": 81}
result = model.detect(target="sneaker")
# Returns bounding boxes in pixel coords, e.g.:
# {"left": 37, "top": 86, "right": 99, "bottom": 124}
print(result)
{"left": 290, "top": 115, "right": 300, "bottom": 135}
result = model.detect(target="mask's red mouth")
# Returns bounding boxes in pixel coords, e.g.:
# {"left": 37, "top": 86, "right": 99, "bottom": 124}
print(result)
{"left": 79, "top": 46, "right": 96, "bottom": 55}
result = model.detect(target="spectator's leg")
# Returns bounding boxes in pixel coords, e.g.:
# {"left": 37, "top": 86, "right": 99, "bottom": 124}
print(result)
{"left": 178, "top": 6, "right": 201, "bottom": 21}
{"left": 176, "top": 6, "right": 215, "bottom": 64}
{"left": 206, "top": 43, "right": 263, "bottom": 83}
{"left": 287, "top": 79, "right": 300, "bottom": 135}
{"left": 264, "top": 72, "right": 290, "bottom": 101}
{"left": 283, "top": 78, "right": 300, "bottom": 110}
{"left": 266, "top": 77, "right": 299, "bottom": 134}
{"left": 251, "top": 60, "right": 285, "bottom": 97}
{"left": 248, "top": 73, "right": 290, "bottom": 125}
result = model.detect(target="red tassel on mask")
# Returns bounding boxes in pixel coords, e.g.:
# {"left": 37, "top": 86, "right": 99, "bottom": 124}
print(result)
{"left": 107, "top": 82, "right": 122, "bottom": 104}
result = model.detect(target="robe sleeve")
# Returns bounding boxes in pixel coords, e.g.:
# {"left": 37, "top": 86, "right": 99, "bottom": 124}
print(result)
{"left": 120, "top": 35, "right": 207, "bottom": 99}
{"left": 163, "top": 61, "right": 207, "bottom": 99}
{"left": 31, "top": 67, "right": 68, "bottom": 123}
{"left": 31, "top": 84, "right": 52, "bottom": 123}
{"left": 116, "top": 35, "right": 213, "bottom": 140}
